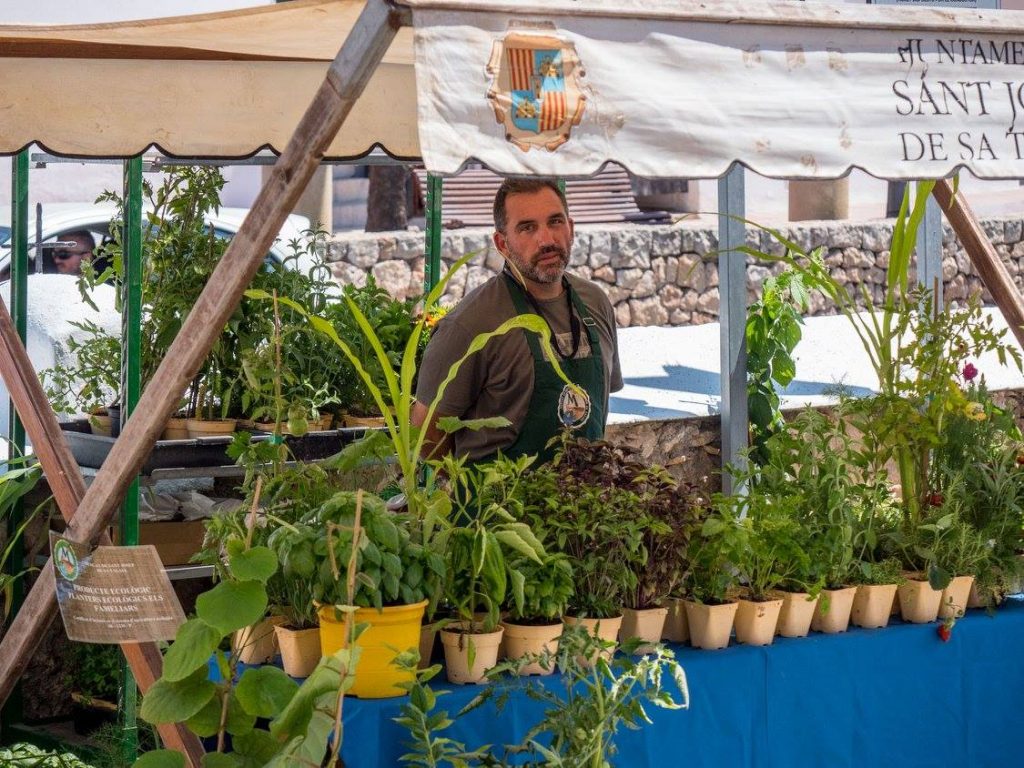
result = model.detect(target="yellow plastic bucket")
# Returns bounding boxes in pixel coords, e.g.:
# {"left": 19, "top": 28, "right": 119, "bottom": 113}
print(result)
{"left": 318, "top": 600, "right": 427, "bottom": 699}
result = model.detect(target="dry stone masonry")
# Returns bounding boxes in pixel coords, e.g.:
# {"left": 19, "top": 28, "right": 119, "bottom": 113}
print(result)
{"left": 326, "top": 216, "right": 1024, "bottom": 327}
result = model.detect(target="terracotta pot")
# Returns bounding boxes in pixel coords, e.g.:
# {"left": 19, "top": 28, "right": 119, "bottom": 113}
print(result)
{"left": 851, "top": 583, "right": 898, "bottom": 629}
{"left": 440, "top": 623, "right": 504, "bottom": 684}
{"left": 562, "top": 614, "right": 623, "bottom": 665}
{"left": 274, "top": 625, "right": 321, "bottom": 678}
{"left": 501, "top": 620, "right": 562, "bottom": 675}
{"left": 684, "top": 600, "right": 737, "bottom": 650}
{"left": 233, "top": 615, "right": 286, "bottom": 664}
{"left": 939, "top": 575, "right": 975, "bottom": 620}
{"left": 775, "top": 591, "right": 819, "bottom": 638}
{"left": 418, "top": 624, "right": 437, "bottom": 670}
{"left": 811, "top": 586, "right": 857, "bottom": 634}
{"left": 618, "top": 607, "right": 668, "bottom": 654}
{"left": 662, "top": 597, "right": 689, "bottom": 644}
{"left": 898, "top": 576, "right": 943, "bottom": 624}
{"left": 734, "top": 598, "right": 783, "bottom": 646}
{"left": 162, "top": 417, "right": 190, "bottom": 441}
{"left": 89, "top": 413, "right": 113, "bottom": 437}
{"left": 186, "top": 418, "right": 237, "bottom": 439}
{"left": 344, "top": 414, "right": 387, "bottom": 428}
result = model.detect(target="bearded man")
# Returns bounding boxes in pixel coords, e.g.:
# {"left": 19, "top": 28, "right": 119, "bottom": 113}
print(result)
{"left": 412, "top": 177, "right": 622, "bottom": 463}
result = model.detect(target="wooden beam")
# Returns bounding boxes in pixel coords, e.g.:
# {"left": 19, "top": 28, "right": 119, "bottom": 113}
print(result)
{"left": 932, "top": 179, "right": 1024, "bottom": 351}
{"left": 0, "top": 273, "right": 205, "bottom": 764}
{"left": 0, "top": 0, "right": 404, "bottom": 757}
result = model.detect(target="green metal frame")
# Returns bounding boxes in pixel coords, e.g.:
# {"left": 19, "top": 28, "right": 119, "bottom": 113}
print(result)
{"left": 2, "top": 150, "right": 29, "bottom": 735}
{"left": 423, "top": 173, "right": 443, "bottom": 295}
{"left": 117, "top": 156, "right": 144, "bottom": 762}
{"left": 0, "top": 155, "right": 143, "bottom": 762}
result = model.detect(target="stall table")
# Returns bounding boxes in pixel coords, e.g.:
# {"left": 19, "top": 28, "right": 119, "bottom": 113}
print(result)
{"left": 342, "top": 599, "right": 1024, "bottom": 768}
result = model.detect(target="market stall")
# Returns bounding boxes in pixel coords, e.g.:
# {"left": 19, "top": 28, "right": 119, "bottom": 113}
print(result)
{"left": 3, "top": 1, "right": 1024, "bottom": 766}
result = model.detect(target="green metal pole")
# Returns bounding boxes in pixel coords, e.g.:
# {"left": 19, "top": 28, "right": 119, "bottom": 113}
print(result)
{"left": 2, "top": 149, "right": 30, "bottom": 736}
{"left": 423, "top": 173, "right": 443, "bottom": 297}
{"left": 117, "top": 155, "right": 143, "bottom": 763}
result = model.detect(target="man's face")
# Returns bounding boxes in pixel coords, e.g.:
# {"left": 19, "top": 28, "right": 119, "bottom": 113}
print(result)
{"left": 53, "top": 235, "right": 92, "bottom": 275}
{"left": 493, "top": 188, "right": 574, "bottom": 287}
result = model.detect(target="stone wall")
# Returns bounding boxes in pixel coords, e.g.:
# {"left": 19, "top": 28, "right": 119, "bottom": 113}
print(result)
{"left": 326, "top": 216, "right": 1024, "bottom": 327}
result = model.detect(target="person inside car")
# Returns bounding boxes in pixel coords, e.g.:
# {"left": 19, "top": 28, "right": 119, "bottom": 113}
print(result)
{"left": 51, "top": 231, "right": 96, "bottom": 276}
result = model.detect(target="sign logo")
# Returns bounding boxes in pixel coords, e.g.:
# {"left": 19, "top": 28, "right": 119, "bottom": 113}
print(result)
{"left": 558, "top": 384, "right": 591, "bottom": 429}
{"left": 54, "top": 538, "right": 80, "bottom": 582}
{"left": 487, "top": 32, "right": 586, "bottom": 152}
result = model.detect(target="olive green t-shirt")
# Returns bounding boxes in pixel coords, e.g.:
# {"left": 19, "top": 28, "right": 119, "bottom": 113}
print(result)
{"left": 415, "top": 272, "right": 623, "bottom": 460}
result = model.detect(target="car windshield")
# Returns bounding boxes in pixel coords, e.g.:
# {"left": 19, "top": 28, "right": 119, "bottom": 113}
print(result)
{"left": 0, "top": 226, "right": 10, "bottom": 246}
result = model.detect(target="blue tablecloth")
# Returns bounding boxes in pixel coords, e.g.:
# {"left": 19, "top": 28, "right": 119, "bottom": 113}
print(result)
{"left": 341, "top": 599, "right": 1024, "bottom": 768}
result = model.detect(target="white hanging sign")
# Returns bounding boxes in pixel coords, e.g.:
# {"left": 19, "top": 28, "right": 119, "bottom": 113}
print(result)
{"left": 413, "top": 5, "right": 1024, "bottom": 179}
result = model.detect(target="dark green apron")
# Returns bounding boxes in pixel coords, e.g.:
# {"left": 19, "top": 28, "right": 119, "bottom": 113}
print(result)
{"left": 498, "top": 272, "right": 606, "bottom": 465}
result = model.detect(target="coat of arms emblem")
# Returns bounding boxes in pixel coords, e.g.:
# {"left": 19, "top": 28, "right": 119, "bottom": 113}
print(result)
{"left": 486, "top": 32, "right": 586, "bottom": 152}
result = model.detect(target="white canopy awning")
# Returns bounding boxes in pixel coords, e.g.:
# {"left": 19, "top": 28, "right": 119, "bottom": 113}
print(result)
{"left": 3, "top": 0, "right": 1024, "bottom": 179}
{"left": 0, "top": 0, "right": 420, "bottom": 160}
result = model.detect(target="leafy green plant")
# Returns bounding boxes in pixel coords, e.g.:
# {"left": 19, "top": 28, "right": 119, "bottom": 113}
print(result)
{"left": 325, "top": 275, "right": 420, "bottom": 418}
{"left": 517, "top": 440, "right": 654, "bottom": 619}
{"left": 67, "top": 643, "right": 121, "bottom": 704}
{"left": 753, "top": 407, "right": 885, "bottom": 590}
{"left": 433, "top": 454, "right": 547, "bottom": 631}
{"left": 0, "top": 744, "right": 98, "bottom": 768}
{"left": 394, "top": 624, "right": 688, "bottom": 768}
{"left": 248, "top": 251, "right": 580, "bottom": 545}
{"left": 717, "top": 491, "right": 812, "bottom": 601}
{"left": 504, "top": 551, "right": 574, "bottom": 623}
{"left": 681, "top": 509, "right": 744, "bottom": 604}
{"left": 40, "top": 320, "right": 121, "bottom": 419}
{"left": 1, "top": 452, "right": 44, "bottom": 620}
{"left": 135, "top": 536, "right": 360, "bottom": 768}
{"left": 740, "top": 186, "right": 1021, "bottom": 530}
{"left": 272, "top": 490, "right": 445, "bottom": 611}
{"left": 494, "top": 625, "right": 688, "bottom": 768}
{"left": 392, "top": 659, "right": 495, "bottom": 767}
{"left": 746, "top": 267, "right": 810, "bottom": 466}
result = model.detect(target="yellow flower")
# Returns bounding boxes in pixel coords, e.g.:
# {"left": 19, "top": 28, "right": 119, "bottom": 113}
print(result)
{"left": 964, "top": 401, "right": 987, "bottom": 421}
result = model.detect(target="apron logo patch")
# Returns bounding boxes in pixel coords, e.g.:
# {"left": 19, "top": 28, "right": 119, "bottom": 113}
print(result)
{"left": 558, "top": 384, "right": 591, "bottom": 429}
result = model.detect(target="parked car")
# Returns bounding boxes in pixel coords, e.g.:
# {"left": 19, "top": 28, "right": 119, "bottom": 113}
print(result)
{"left": 0, "top": 202, "right": 315, "bottom": 277}
{"left": 0, "top": 203, "right": 318, "bottom": 452}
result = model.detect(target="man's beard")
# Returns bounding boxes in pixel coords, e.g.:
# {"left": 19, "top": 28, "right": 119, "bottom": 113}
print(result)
{"left": 511, "top": 245, "right": 569, "bottom": 285}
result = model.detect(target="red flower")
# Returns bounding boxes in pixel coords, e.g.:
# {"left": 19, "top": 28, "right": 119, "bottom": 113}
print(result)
{"left": 927, "top": 492, "right": 944, "bottom": 507}
{"left": 937, "top": 614, "right": 956, "bottom": 642}
{"left": 962, "top": 363, "right": 979, "bottom": 382}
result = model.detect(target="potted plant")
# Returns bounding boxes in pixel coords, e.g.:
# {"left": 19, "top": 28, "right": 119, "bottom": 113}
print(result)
{"left": 755, "top": 409, "right": 871, "bottom": 636}
{"left": 929, "top": 380, "right": 1024, "bottom": 609}
{"left": 433, "top": 454, "right": 548, "bottom": 684}
{"left": 269, "top": 543, "right": 322, "bottom": 678}
{"left": 275, "top": 490, "right": 444, "bottom": 698}
{"left": 39, "top": 320, "right": 120, "bottom": 435}
{"left": 619, "top": 465, "right": 707, "bottom": 651}
{"left": 923, "top": 511, "right": 990, "bottom": 621}
{"left": 518, "top": 439, "right": 653, "bottom": 658}
{"left": 500, "top": 550, "right": 574, "bottom": 676}
{"left": 680, "top": 510, "right": 743, "bottom": 650}
{"left": 849, "top": 555, "right": 904, "bottom": 630}
{"left": 720, "top": 491, "right": 809, "bottom": 646}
